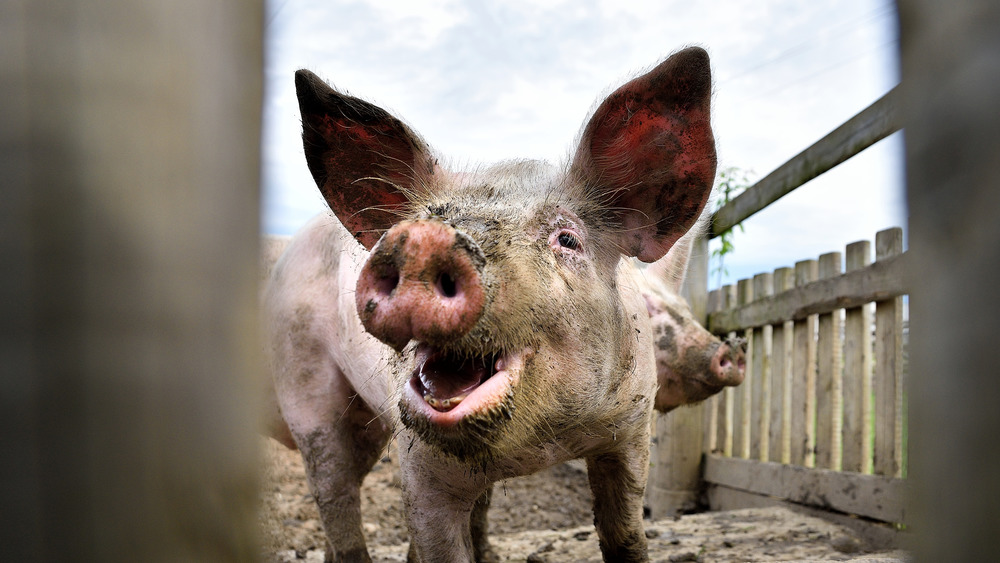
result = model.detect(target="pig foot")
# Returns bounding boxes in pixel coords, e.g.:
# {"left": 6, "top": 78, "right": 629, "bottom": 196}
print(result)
{"left": 471, "top": 486, "right": 499, "bottom": 563}
{"left": 586, "top": 445, "right": 650, "bottom": 562}
{"left": 323, "top": 540, "right": 370, "bottom": 563}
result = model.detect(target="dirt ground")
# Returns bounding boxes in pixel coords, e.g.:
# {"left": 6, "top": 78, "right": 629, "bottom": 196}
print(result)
{"left": 259, "top": 438, "right": 908, "bottom": 563}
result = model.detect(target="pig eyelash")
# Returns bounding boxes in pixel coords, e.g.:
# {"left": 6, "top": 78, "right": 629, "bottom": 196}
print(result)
{"left": 558, "top": 232, "right": 581, "bottom": 250}
{"left": 552, "top": 229, "right": 583, "bottom": 253}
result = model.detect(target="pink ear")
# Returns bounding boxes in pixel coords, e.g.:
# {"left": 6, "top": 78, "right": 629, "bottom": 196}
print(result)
{"left": 296, "top": 70, "right": 436, "bottom": 249}
{"left": 647, "top": 225, "right": 697, "bottom": 294}
{"left": 571, "top": 47, "right": 716, "bottom": 262}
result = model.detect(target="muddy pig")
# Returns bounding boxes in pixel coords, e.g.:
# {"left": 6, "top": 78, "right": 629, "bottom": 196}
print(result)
{"left": 264, "top": 47, "right": 720, "bottom": 562}
{"left": 634, "top": 226, "right": 746, "bottom": 412}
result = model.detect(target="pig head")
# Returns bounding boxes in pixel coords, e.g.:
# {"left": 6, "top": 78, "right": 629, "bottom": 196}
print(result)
{"left": 637, "top": 228, "right": 746, "bottom": 413}
{"left": 265, "top": 47, "right": 718, "bottom": 563}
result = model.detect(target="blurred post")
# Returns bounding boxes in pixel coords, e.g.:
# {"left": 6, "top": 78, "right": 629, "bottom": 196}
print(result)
{"left": 648, "top": 235, "right": 709, "bottom": 518}
{"left": 1, "top": 1, "right": 264, "bottom": 561}
{"left": 899, "top": 0, "right": 1000, "bottom": 560}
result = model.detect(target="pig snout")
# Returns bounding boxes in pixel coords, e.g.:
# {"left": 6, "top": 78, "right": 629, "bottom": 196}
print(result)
{"left": 711, "top": 336, "right": 746, "bottom": 387}
{"left": 356, "top": 219, "right": 487, "bottom": 351}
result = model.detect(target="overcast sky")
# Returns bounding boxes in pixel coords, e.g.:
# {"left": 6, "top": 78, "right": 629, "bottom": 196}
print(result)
{"left": 261, "top": 0, "right": 903, "bottom": 289}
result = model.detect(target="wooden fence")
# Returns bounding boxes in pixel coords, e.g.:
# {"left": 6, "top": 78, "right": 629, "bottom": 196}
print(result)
{"left": 699, "top": 226, "right": 907, "bottom": 547}
{"left": 648, "top": 88, "right": 907, "bottom": 548}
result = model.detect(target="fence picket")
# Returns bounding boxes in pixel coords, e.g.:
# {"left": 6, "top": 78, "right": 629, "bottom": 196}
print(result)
{"left": 735, "top": 279, "right": 754, "bottom": 459}
{"left": 751, "top": 274, "right": 773, "bottom": 461}
{"left": 720, "top": 284, "right": 737, "bottom": 457}
{"left": 791, "top": 260, "right": 818, "bottom": 467}
{"left": 705, "top": 289, "right": 722, "bottom": 454}
{"left": 816, "top": 252, "right": 844, "bottom": 470}
{"left": 875, "top": 228, "right": 905, "bottom": 477}
{"left": 771, "top": 268, "right": 795, "bottom": 463}
{"left": 843, "top": 241, "right": 874, "bottom": 473}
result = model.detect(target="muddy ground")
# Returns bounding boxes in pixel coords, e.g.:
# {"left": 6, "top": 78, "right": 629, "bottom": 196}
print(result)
{"left": 259, "top": 438, "right": 907, "bottom": 562}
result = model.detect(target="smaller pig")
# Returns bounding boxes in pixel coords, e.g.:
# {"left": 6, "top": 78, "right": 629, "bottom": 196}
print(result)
{"left": 634, "top": 225, "right": 746, "bottom": 412}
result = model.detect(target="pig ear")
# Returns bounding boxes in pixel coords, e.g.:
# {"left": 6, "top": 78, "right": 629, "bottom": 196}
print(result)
{"left": 570, "top": 47, "right": 717, "bottom": 263}
{"left": 646, "top": 209, "right": 708, "bottom": 293}
{"left": 295, "top": 69, "right": 437, "bottom": 249}
{"left": 647, "top": 228, "right": 695, "bottom": 294}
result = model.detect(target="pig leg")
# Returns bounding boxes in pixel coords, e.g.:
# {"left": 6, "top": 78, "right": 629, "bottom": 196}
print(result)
{"left": 398, "top": 442, "right": 486, "bottom": 563}
{"left": 287, "top": 367, "right": 390, "bottom": 563}
{"left": 470, "top": 486, "right": 498, "bottom": 563}
{"left": 586, "top": 441, "right": 650, "bottom": 562}
{"left": 403, "top": 494, "right": 495, "bottom": 563}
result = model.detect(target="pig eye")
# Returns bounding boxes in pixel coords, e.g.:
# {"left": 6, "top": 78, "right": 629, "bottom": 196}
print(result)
{"left": 557, "top": 232, "right": 581, "bottom": 250}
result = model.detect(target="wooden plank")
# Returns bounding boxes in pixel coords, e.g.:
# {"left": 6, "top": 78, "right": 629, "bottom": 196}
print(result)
{"left": 843, "top": 241, "right": 874, "bottom": 473}
{"left": 790, "top": 260, "right": 819, "bottom": 468}
{"left": 710, "top": 87, "right": 901, "bottom": 237}
{"left": 705, "top": 484, "right": 905, "bottom": 551}
{"left": 770, "top": 268, "right": 795, "bottom": 463}
{"left": 720, "top": 285, "right": 737, "bottom": 456}
{"left": 704, "top": 394, "right": 718, "bottom": 454}
{"left": 649, "top": 236, "right": 711, "bottom": 517}
{"left": 750, "top": 273, "right": 773, "bottom": 461}
{"left": 734, "top": 279, "right": 754, "bottom": 459}
{"left": 704, "top": 288, "right": 722, "bottom": 454}
{"left": 703, "top": 454, "right": 906, "bottom": 524}
{"left": 816, "top": 252, "right": 844, "bottom": 470}
{"left": 874, "top": 228, "right": 904, "bottom": 477}
{"left": 707, "top": 252, "right": 908, "bottom": 333}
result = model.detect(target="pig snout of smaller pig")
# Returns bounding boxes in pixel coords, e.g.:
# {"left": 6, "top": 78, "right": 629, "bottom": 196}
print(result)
{"left": 651, "top": 311, "right": 746, "bottom": 411}
{"left": 356, "top": 219, "right": 488, "bottom": 352}
{"left": 713, "top": 335, "right": 747, "bottom": 387}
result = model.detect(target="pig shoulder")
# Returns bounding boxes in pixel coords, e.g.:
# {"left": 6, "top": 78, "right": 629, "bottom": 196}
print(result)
{"left": 263, "top": 214, "right": 395, "bottom": 432}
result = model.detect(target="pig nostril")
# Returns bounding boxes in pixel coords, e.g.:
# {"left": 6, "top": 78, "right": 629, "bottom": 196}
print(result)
{"left": 374, "top": 267, "right": 400, "bottom": 296}
{"left": 437, "top": 272, "right": 457, "bottom": 298}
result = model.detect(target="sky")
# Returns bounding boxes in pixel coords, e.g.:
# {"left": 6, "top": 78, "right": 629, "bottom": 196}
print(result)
{"left": 261, "top": 0, "right": 904, "bottom": 290}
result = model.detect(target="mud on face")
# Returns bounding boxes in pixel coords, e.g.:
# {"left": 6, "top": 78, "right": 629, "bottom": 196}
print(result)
{"left": 389, "top": 171, "right": 635, "bottom": 465}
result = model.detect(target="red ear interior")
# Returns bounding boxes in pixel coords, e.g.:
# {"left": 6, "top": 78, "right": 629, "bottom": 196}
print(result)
{"left": 296, "top": 70, "right": 435, "bottom": 249}
{"left": 572, "top": 47, "right": 717, "bottom": 262}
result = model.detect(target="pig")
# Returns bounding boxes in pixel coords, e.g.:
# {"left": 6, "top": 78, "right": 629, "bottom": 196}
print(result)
{"left": 635, "top": 229, "right": 746, "bottom": 412}
{"left": 264, "top": 47, "right": 723, "bottom": 562}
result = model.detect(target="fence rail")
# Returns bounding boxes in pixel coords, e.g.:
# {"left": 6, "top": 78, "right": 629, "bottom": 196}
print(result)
{"left": 709, "top": 87, "right": 901, "bottom": 237}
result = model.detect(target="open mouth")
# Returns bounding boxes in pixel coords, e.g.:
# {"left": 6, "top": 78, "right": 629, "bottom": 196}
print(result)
{"left": 404, "top": 343, "right": 528, "bottom": 427}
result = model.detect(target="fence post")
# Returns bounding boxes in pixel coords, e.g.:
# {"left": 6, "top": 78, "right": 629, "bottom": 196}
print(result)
{"left": 0, "top": 2, "right": 264, "bottom": 560}
{"left": 903, "top": 0, "right": 1000, "bottom": 559}
{"left": 648, "top": 235, "right": 709, "bottom": 517}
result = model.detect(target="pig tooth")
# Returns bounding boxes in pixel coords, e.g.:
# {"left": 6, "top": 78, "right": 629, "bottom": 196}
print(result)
{"left": 495, "top": 357, "right": 506, "bottom": 371}
{"left": 439, "top": 395, "right": 467, "bottom": 409}
{"left": 424, "top": 394, "right": 439, "bottom": 407}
